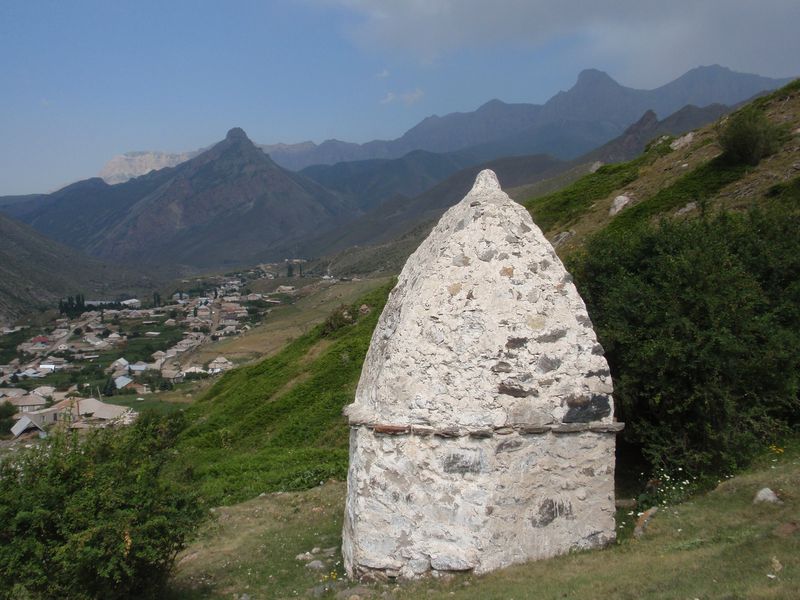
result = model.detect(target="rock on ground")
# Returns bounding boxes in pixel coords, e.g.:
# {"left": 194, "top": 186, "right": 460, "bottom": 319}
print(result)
{"left": 753, "top": 487, "right": 782, "bottom": 504}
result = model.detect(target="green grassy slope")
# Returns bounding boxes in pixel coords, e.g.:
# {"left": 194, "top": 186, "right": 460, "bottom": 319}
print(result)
{"left": 170, "top": 439, "right": 800, "bottom": 599}
{"left": 170, "top": 282, "right": 392, "bottom": 505}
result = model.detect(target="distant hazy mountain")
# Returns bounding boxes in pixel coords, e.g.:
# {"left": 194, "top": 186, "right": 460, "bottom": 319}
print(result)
{"left": 97, "top": 65, "right": 792, "bottom": 183}
{"left": 5, "top": 129, "right": 355, "bottom": 268}
{"left": 0, "top": 211, "right": 154, "bottom": 324}
{"left": 270, "top": 66, "right": 791, "bottom": 170}
{"left": 99, "top": 150, "right": 202, "bottom": 184}
{"left": 300, "top": 150, "right": 476, "bottom": 212}
{"left": 299, "top": 99, "right": 739, "bottom": 277}
{"left": 295, "top": 154, "right": 567, "bottom": 261}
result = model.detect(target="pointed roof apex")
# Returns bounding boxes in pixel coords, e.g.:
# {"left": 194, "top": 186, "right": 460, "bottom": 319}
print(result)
{"left": 471, "top": 169, "right": 501, "bottom": 194}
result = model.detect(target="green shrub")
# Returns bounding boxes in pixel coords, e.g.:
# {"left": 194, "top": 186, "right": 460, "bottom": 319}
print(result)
{"left": 571, "top": 194, "right": 800, "bottom": 476}
{"left": 717, "top": 109, "right": 782, "bottom": 166}
{"left": 0, "top": 412, "right": 203, "bottom": 599}
{"left": 0, "top": 401, "right": 15, "bottom": 437}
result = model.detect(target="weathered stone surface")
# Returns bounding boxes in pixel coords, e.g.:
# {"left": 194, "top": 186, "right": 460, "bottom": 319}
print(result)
{"left": 669, "top": 131, "right": 694, "bottom": 150}
{"left": 609, "top": 194, "right": 632, "bottom": 216}
{"left": 753, "top": 487, "right": 782, "bottom": 504}
{"left": 342, "top": 169, "right": 619, "bottom": 580}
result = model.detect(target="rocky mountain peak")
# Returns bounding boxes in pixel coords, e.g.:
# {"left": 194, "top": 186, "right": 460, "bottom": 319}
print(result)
{"left": 226, "top": 127, "right": 249, "bottom": 141}
{"left": 575, "top": 68, "right": 619, "bottom": 89}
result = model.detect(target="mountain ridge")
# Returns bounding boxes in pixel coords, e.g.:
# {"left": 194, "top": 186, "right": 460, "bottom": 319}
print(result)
{"left": 96, "top": 65, "right": 793, "bottom": 180}
{"left": 5, "top": 129, "right": 356, "bottom": 269}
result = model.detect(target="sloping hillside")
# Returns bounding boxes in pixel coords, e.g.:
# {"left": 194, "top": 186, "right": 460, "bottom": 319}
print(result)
{"left": 4, "top": 129, "right": 353, "bottom": 268}
{"left": 0, "top": 211, "right": 155, "bottom": 324}
{"left": 524, "top": 80, "right": 800, "bottom": 250}
{"left": 168, "top": 282, "right": 391, "bottom": 505}
{"left": 166, "top": 81, "right": 800, "bottom": 507}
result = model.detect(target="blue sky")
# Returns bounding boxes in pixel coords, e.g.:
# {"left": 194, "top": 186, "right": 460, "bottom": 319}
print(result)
{"left": 1, "top": 0, "right": 798, "bottom": 195}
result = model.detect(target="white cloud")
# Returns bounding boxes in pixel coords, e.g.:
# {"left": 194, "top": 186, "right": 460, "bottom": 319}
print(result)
{"left": 375, "top": 68, "right": 390, "bottom": 78}
{"left": 401, "top": 88, "right": 424, "bottom": 105}
{"left": 320, "top": 0, "right": 800, "bottom": 86}
{"left": 380, "top": 88, "right": 424, "bottom": 106}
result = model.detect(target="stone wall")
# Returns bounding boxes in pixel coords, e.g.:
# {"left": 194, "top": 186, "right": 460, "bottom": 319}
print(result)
{"left": 343, "top": 169, "right": 622, "bottom": 579}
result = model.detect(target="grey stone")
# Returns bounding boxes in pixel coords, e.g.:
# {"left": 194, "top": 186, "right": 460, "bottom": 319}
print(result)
{"left": 563, "top": 395, "right": 612, "bottom": 423}
{"left": 669, "top": 131, "right": 694, "bottom": 150}
{"left": 551, "top": 230, "right": 574, "bottom": 248}
{"left": 753, "top": 487, "right": 782, "bottom": 504}
{"left": 609, "top": 195, "right": 632, "bottom": 216}
{"left": 305, "top": 560, "right": 327, "bottom": 570}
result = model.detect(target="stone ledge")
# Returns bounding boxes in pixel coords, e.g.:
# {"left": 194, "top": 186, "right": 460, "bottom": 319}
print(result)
{"left": 351, "top": 421, "right": 624, "bottom": 437}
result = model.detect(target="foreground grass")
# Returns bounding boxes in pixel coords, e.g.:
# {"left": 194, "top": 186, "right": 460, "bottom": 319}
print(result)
{"left": 170, "top": 440, "right": 799, "bottom": 599}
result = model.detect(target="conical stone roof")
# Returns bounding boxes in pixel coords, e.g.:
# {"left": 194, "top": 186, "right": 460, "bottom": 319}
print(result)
{"left": 345, "top": 169, "right": 613, "bottom": 431}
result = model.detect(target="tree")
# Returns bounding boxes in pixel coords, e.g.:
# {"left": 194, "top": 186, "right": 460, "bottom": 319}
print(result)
{"left": 571, "top": 203, "right": 800, "bottom": 475}
{"left": 0, "top": 413, "right": 203, "bottom": 599}
{"left": 718, "top": 108, "right": 782, "bottom": 166}
{"left": 0, "top": 401, "right": 16, "bottom": 435}
{"left": 286, "top": 262, "right": 294, "bottom": 278}
{"left": 102, "top": 377, "right": 116, "bottom": 397}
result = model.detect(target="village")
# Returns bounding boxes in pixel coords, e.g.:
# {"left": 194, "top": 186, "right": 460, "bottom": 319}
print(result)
{"left": 0, "top": 262, "right": 305, "bottom": 442}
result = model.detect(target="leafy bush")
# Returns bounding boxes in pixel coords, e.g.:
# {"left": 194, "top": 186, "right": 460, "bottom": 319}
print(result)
{"left": 717, "top": 109, "right": 782, "bottom": 166}
{"left": 571, "top": 190, "right": 800, "bottom": 476}
{"left": 0, "top": 412, "right": 202, "bottom": 599}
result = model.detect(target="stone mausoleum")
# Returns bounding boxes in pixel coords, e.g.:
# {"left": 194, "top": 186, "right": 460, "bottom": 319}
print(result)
{"left": 342, "top": 169, "right": 622, "bottom": 580}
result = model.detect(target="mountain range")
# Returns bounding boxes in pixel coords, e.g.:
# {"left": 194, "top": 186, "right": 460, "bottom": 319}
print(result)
{"left": 0, "top": 67, "right": 792, "bottom": 324}
{"left": 298, "top": 101, "right": 737, "bottom": 276}
{"left": 4, "top": 129, "right": 352, "bottom": 268}
{"left": 99, "top": 65, "right": 793, "bottom": 182}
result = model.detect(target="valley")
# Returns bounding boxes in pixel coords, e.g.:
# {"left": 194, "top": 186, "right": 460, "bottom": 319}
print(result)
{"left": 1, "top": 45, "right": 798, "bottom": 600}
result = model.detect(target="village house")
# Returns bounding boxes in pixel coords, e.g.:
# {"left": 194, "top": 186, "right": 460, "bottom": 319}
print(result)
{"left": 160, "top": 369, "right": 185, "bottom": 384}
{"left": 31, "top": 385, "right": 56, "bottom": 399}
{"left": 208, "top": 356, "right": 233, "bottom": 374}
{"left": 184, "top": 366, "right": 207, "bottom": 376}
{"left": 114, "top": 375, "right": 134, "bottom": 391}
{"left": 22, "top": 397, "right": 137, "bottom": 432}
{"left": 9, "top": 394, "right": 48, "bottom": 414}
{"left": 19, "top": 368, "right": 45, "bottom": 379}
{"left": 109, "top": 357, "right": 129, "bottom": 372}
{"left": 128, "top": 361, "right": 153, "bottom": 375}
{"left": 120, "top": 298, "right": 142, "bottom": 309}
{"left": 83, "top": 335, "right": 109, "bottom": 349}
{"left": 10, "top": 416, "right": 46, "bottom": 438}
{"left": 39, "top": 357, "right": 69, "bottom": 372}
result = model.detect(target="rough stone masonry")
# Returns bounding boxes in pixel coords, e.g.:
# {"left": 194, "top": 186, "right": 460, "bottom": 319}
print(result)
{"left": 342, "top": 169, "right": 622, "bottom": 580}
